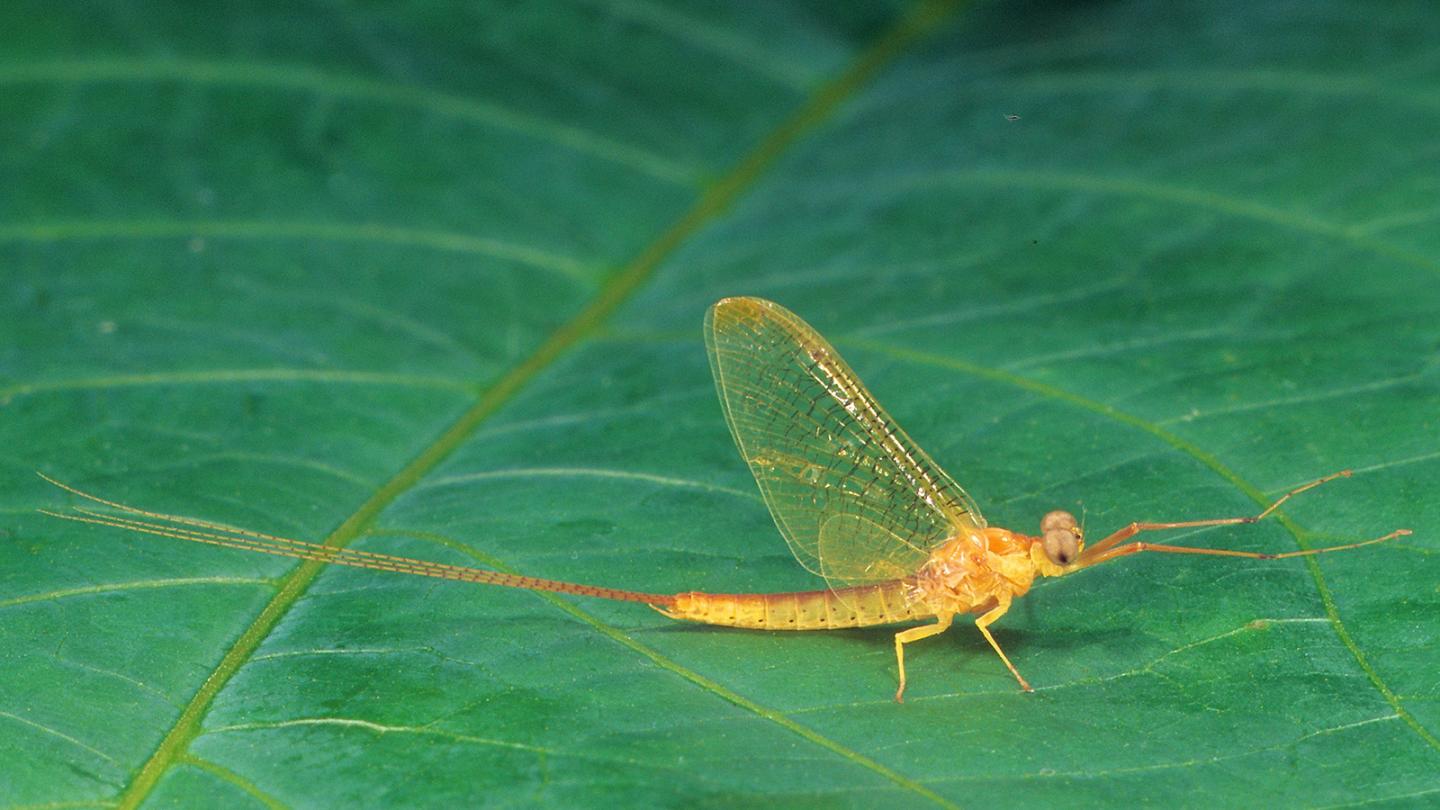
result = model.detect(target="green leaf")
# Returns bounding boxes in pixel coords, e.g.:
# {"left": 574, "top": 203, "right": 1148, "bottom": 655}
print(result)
{"left": 4, "top": 1, "right": 1438, "bottom": 807}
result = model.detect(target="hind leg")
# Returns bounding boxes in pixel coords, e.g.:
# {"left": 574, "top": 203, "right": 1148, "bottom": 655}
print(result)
{"left": 893, "top": 613, "right": 953, "bottom": 703}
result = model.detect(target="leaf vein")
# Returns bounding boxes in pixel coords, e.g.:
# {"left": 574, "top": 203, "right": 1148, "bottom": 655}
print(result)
{"left": 0, "top": 220, "right": 594, "bottom": 280}
{"left": 0, "top": 369, "right": 479, "bottom": 403}
{"left": 0, "top": 710, "right": 120, "bottom": 767}
{"left": 927, "top": 168, "right": 1440, "bottom": 275}
{"left": 0, "top": 61, "right": 695, "bottom": 185}
{"left": 0, "top": 577, "right": 272, "bottom": 610}
{"left": 420, "top": 466, "right": 758, "bottom": 501}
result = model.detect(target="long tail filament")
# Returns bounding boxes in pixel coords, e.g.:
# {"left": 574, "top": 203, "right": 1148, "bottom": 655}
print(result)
{"left": 37, "top": 473, "right": 676, "bottom": 607}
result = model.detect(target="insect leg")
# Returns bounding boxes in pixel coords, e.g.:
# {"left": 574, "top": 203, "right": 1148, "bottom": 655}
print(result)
{"left": 974, "top": 595, "right": 1032, "bottom": 692}
{"left": 1080, "top": 469, "right": 1356, "bottom": 560}
{"left": 893, "top": 613, "right": 953, "bottom": 703}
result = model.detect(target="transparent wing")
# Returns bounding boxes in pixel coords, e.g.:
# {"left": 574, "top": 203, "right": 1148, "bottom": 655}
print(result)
{"left": 705, "top": 297, "right": 985, "bottom": 587}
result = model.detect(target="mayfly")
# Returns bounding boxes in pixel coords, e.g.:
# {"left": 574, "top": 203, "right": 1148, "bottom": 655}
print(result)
{"left": 41, "top": 297, "right": 1410, "bottom": 701}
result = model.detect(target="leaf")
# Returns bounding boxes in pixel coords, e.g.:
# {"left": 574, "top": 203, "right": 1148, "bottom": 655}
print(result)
{"left": 3, "top": 1, "right": 1438, "bottom": 808}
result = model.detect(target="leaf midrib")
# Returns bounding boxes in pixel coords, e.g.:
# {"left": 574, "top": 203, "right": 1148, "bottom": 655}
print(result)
{"left": 115, "top": 2, "right": 966, "bottom": 807}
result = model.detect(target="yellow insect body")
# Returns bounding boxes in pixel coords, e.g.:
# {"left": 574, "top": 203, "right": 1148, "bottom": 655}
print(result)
{"left": 658, "top": 582, "right": 925, "bottom": 630}
{"left": 659, "top": 527, "right": 1063, "bottom": 632}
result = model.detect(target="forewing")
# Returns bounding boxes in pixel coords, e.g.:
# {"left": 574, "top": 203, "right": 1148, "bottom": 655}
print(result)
{"left": 705, "top": 297, "right": 984, "bottom": 586}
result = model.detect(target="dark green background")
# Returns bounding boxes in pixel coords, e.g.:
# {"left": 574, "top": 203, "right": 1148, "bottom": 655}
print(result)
{"left": 3, "top": 1, "right": 1437, "bottom": 807}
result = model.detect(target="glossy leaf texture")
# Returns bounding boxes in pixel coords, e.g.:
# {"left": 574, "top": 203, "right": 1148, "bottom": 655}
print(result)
{"left": 3, "top": 2, "right": 1438, "bottom": 808}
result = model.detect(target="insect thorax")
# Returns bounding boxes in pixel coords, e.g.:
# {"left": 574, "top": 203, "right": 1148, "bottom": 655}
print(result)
{"left": 907, "top": 529, "right": 1039, "bottom": 614}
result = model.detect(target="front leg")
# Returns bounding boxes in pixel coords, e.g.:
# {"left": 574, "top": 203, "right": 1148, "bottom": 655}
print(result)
{"left": 975, "top": 594, "right": 1033, "bottom": 692}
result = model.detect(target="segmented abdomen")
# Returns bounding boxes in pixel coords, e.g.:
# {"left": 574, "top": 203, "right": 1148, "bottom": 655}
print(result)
{"left": 656, "top": 580, "right": 928, "bottom": 630}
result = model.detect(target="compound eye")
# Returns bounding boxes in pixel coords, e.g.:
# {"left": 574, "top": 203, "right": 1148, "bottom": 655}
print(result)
{"left": 1040, "top": 510, "right": 1080, "bottom": 565}
{"left": 1041, "top": 510, "right": 1077, "bottom": 533}
{"left": 1043, "top": 528, "right": 1080, "bottom": 565}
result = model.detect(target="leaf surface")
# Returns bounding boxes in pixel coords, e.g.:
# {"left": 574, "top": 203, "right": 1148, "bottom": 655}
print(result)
{"left": 3, "top": 2, "right": 1438, "bottom": 808}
